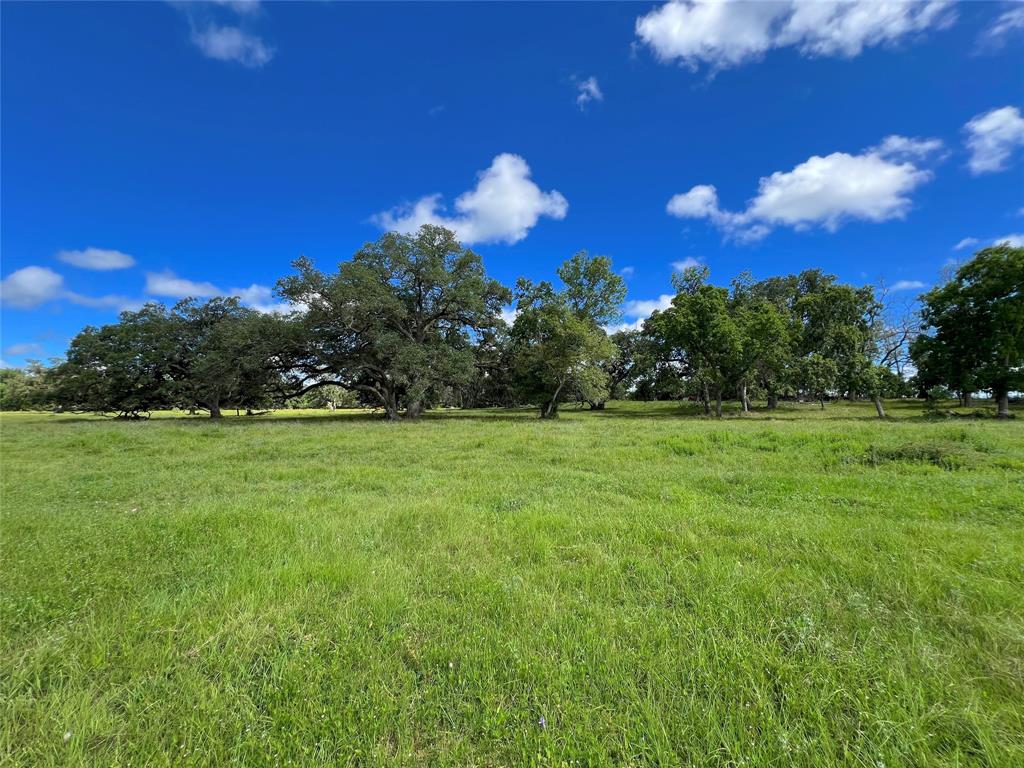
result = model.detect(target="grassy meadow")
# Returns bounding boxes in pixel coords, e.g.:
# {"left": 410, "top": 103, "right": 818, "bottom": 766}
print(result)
{"left": 1, "top": 400, "right": 1023, "bottom": 767}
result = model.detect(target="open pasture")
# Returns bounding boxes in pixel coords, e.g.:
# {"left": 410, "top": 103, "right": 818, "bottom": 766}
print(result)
{"left": 2, "top": 401, "right": 1023, "bottom": 766}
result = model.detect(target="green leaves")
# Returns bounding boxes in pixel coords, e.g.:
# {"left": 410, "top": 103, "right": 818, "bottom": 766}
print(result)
{"left": 510, "top": 253, "right": 623, "bottom": 417}
{"left": 278, "top": 225, "right": 511, "bottom": 419}
{"left": 914, "top": 244, "right": 1024, "bottom": 415}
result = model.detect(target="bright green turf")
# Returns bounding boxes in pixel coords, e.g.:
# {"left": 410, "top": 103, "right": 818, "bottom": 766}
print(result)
{"left": 2, "top": 401, "right": 1022, "bottom": 767}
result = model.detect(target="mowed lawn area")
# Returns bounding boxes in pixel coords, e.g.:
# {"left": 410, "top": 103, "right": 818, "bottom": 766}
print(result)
{"left": 2, "top": 401, "right": 1022, "bottom": 767}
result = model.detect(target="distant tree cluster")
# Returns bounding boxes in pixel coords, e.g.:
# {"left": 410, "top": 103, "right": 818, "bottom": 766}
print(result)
{"left": 4, "top": 228, "right": 1021, "bottom": 420}
{"left": 910, "top": 244, "right": 1023, "bottom": 419}
{"left": 642, "top": 265, "right": 899, "bottom": 418}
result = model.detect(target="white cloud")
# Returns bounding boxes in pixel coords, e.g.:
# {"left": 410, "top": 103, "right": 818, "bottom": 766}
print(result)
{"left": 499, "top": 307, "right": 519, "bottom": 326}
{"left": 672, "top": 256, "right": 703, "bottom": 272}
{"left": 619, "top": 266, "right": 635, "bottom": 277}
{"left": 890, "top": 280, "right": 926, "bottom": 292}
{"left": 0, "top": 266, "right": 64, "bottom": 309}
{"left": 747, "top": 153, "right": 931, "bottom": 228}
{"left": 144, "top": 271, "right": 295, "bottom": 313}
{"left": 870, "top": 135, "right": 946, "bottom": 162}
{"left": 228, "top": 283, "right": 294, "bottom": 314}
{"left": 964, "top": 106, "right": 1024, "bottom": 175}
{"left": 667, "top": 185, "right": 720, "bottom": 218}
{"left": 575, "top": 76, "right": 604, "bottom": 110}
{"left": 57, "top": 247, "right": 135, "bottom": 270}
{"left": 145, "top": 270, "right": 220, "bottom": 298}
{"left": 635, "top": 0, "right": 954, "bottom": 72}
{"left": 373, "top": 153, "right": 568, "bottom": 245}
{"left": 607, "top": 293, "right": 673, "bottom": 335}
{"left": 605, "top": 318, "right": 647, "bottom": 334}
{"left": 190, "top": 25, "right": 273, "bottom": 67}
{"left": 4, "top": 342, "right": 44, "bottom": 356}
{"left": 623, "top": 294, "right": 674, "bottom": 318}
{"left": 982, "top": 6, "right": 1024, "bottom": 47}
{"left": 994, "top": 233, "right": 1024, "bottom": 247}
{"left": 953, "top": 237, "right": 979, "bottom": 251}
{"left": 0, "top": 265, "right": 146, "bottom": 312}
{"left": 667, "top": 135, "right": 941, "bottom": 241}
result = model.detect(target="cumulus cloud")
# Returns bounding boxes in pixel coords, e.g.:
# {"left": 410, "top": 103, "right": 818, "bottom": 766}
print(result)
{"left": 228, "top": 283, "right": 293, "bottom": 314}
{"left": 623, "top": 294, "right": 674, "bottom": 318}
{"left": 981, "top": 6, "right": 1024, "bottom": 47}
{"left": 635, "top": 0, "right": 955, "bottom": 72}
{"left": 672, "top": 256, "right": 703, "bottom": 272}
{"left": 606, "top": 318, "right": 647, "bottom": 333}
{"left": 0, "top": 266, "right": 148, "bottom": 312}
{"left": 667, "top": 134, "right": 942, "bottom": 241}
{"left": 144, "top": 270, "right": 295, "bottom": 313}
{"left": 0, "top": 266, "right": 64, "bottom": 309}
{"left": 619, "top": 266, "right": 635, "bottom": 277}
{"left": 575, "top": 76, "right": 604, "bottom": 110}
{"left": 994, "top": 233, "right": 1024, "bottom": 247}
{"left": 890, "top": 280, "right": 926, "bottom": 292}
{"left": 606, "top": 293, "right": 675, "bottom": 334}
{"left": 190, "top": 24, "right": 273, "bottom": 67}
{"left": 145, "top": 270, "right": 221, "bottom": 298}
{"left": 373, "top": 153, "right": 568, "bottom": 245}
{"left": 964, "top": 106, "right": 1024, "bottom": 175}
{"left": 953, "top": 237, "right": 979, "bottom": 251}
{"left": 499, "top": 306, "right": 519, "bottom": 326}
{"left": 57, "top": 247, "right": 135, "bottom": 270}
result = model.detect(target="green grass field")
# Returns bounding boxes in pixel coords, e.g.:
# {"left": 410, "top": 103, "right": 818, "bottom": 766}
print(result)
{"left": 2, "top": 401, "right": 1023, "bottom": 766}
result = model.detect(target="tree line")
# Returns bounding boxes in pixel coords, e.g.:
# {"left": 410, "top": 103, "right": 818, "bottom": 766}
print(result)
{"left": 2, "top": 226, "right": 1021, "bottom": 420}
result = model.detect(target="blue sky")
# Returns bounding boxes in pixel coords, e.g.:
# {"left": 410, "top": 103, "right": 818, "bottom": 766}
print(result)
{"left": 2, "top": 1, "right": 1023, "bottom": 365}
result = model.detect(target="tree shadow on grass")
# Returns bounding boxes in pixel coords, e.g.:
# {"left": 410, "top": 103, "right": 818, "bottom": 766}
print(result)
{"left": 27, "top": 400, "right": 1014, "bottom": 427}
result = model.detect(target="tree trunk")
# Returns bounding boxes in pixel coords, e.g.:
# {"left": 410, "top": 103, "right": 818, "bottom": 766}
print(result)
{"left": 209, "top": 402, "right": 222, "bottom": 419}
{"left": 714, "top": 387, "right": 723, "bottom": 418}
{"left": 382, "top": 389, "right": 400, "bottom": 421}
{"left": 540, "top": 400, "right": 560, "bottom": 419}
{"left": 767, "top": 393, "right": 778, "bottom": 409}
{"left": 588, "top": 400, "right": 606, "bottom": 410}
{"left": 702, "top": 382, "right": 711, "bottom": 416}
{"left": 873, "top": 394, "right": 886, "bottom": 419}
{"left": 405, "top": 400, "right": 423, "bottom": 420}
{"left": 819, "top": 397, "right": 825, "bottom": 410}
{"left": 963, "top": 391, "right": 973, "bottom": 408}
{"left": 541, "top": 380, "right": 566, "bottom": 419}
{"left": 996, "top": 388, "right": 1012, "bottom": 419}
{"left": 741, "top": 383, "right": 749, "bottom": 412}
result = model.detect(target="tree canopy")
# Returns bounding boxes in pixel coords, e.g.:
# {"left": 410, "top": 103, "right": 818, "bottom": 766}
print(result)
{"left": 277, "top": 225, "right": 510, "bottom": 419}
{"left": 912, "top": 244, "right": 1024, "bottom": 418}
{"left": 17, "top": 229, "right": 1019, "bottom": 421}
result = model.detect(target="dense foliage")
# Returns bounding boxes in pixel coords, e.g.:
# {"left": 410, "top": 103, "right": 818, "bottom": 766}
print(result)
{"left": 4, "top": 229, "right": 1020, "bottom": 419}
{"left": 911, "top": 245, "right": 1023, "bottom": 418}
